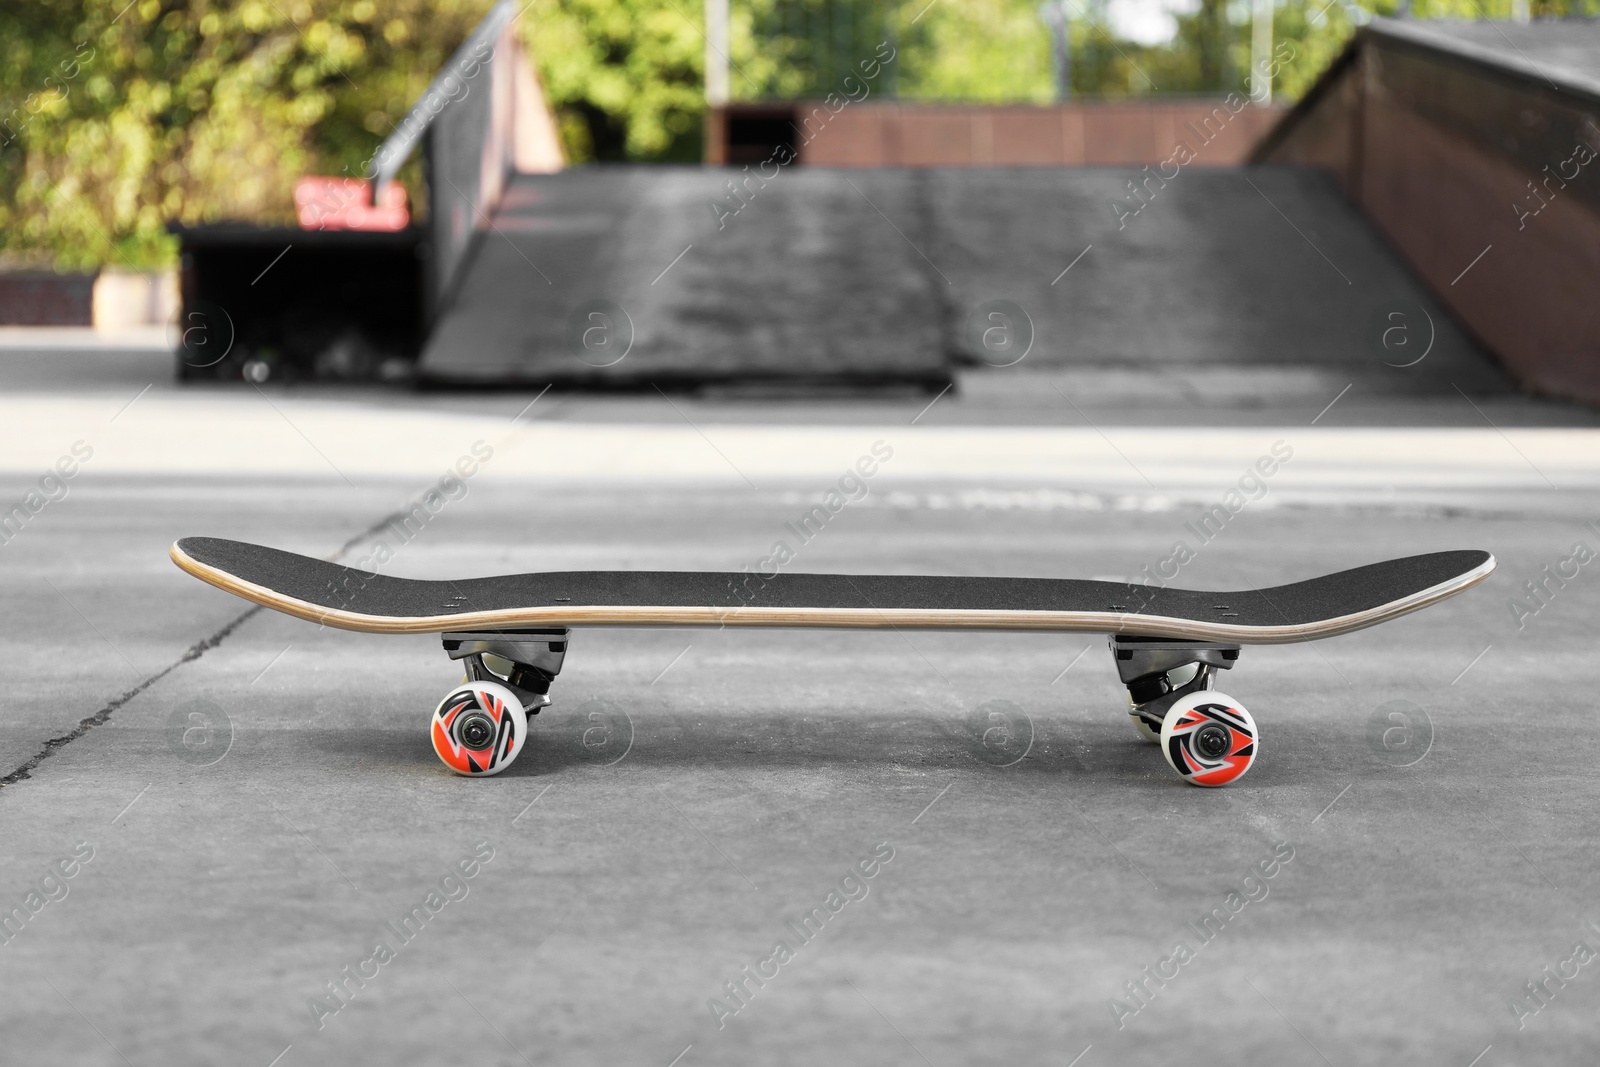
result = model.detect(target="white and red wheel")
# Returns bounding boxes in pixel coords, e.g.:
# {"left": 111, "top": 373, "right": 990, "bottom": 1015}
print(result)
{"left": 1159, "top": 691, "right": 1258, "bottom": 787}
{"left": 430, "top": 680, "right": 527, "bottom": 776}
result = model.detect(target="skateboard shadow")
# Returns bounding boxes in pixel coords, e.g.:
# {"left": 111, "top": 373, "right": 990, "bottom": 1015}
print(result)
{"left": 296, "top": 710, "right": 1269, "bottom": 788}
{"left": 501, "top": 709, "right": 1224, "bottom": 786}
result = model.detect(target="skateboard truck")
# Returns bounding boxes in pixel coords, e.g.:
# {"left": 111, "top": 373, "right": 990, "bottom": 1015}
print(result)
{"left": 442, "top": 629, "right": 569, "bottom": 714}
{"left": 1110, "top": 636, "right": 1240, "bottom": 738}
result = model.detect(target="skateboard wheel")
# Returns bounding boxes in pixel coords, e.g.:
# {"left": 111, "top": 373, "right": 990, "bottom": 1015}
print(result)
{"left": 430, "top": 680, "right": 527, "bottom": 776}
{"left": 1159, "top": 691, "right": 1257, "bottom": 787}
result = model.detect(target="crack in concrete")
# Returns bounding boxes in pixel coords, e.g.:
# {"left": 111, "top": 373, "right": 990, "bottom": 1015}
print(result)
{"left": 1, "top": 606, "right": 264, "bottom": 788}
{"left": 0, "top": 507, "right": 417, "bottom": 791}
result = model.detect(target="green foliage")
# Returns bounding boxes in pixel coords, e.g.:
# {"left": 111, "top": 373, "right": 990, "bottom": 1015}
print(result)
{"left": 520, "top": 0, "right": 706, "bottom": 161}
{"left": 0, "top": 0, "right": 493, "bottom": 270}
{"left": 7, "top": 0, "right": 1600, "bottom": 269}
{"left": 894, "top": 0, "right": 1056, "bottom": 101}
{"left": 1248, "top": 0, "right": 1600, "bottom": 103}
{"left": 1269, "top": 1, "right": 1369, "bottom": 103}
{"left": 725, "top": 0, "right": 1600, "bottom": 104}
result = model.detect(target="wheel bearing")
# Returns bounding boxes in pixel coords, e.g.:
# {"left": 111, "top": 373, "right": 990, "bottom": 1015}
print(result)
{"left": 455, "top": 711, "right": 497, "bottom": 750}
{"left": 1193, "top": 722, "right": 1231, "bottom": 760}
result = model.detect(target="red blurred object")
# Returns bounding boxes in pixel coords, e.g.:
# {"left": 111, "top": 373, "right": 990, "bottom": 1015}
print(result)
{"left": 295, "top": 177, "right": 409, "bottom": 232}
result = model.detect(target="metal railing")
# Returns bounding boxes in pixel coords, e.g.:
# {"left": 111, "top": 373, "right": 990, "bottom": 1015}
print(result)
{"left": 365, "top": 1, "right": 522, "bottom": 319}
{"left": 367, "top": 1, "right": 518, "bottom": 199}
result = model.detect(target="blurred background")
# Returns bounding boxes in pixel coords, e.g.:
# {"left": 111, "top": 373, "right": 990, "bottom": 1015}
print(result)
{"left": 6, "top": 5, "right": 1600, "bottom": 1064}
{"left": 0, "top": 0, "right": 1381, "bottom": 250}
{"left": 4, "top": 0, "right": 1598, "bottom": 406}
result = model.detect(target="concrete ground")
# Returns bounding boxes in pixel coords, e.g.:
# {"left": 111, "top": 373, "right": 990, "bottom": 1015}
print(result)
{"left": 3, "top": 333, "right": 1600, "bottom": 1066}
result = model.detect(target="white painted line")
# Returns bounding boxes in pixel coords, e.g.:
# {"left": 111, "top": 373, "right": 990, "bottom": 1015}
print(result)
{"left": 1312, "top": 782, "right": 1352, "bottom": 824}
{"left": 1450, "top": 644, "right": 1493, "bottom": 686}
{"left": 1310, "top": 383, "right": 1352, "bottom": 425}
{"left": 651, "top": 244, "right": 694, "bottom": 286}
{"left": 109, "top": 383, "right": 153, "bottom": 424}
{"left": 910, "top": 383, "right": 952, "bottom": 425}
{"left": 251, "top": 245, "right": 293, "bottom": 286}
{"left": 512, "top": 784, "right": 553, "bottom": 825}
{"left": 112, "top": 782, "right": 152, "bottom": 824}
{"left": 912, "top": 781, "right": 953, "bottom": 825}
{"left": 1051, "top": 244, "right": 1093, "bottom": 285}
{"left": 509, "top": 384, "right": 553, "bottom": 424}
{"left": 651, "top": 644, "right": 693, "bottom": 684}
{"left": 1451, "top": 244, "right": 1492, "bottom": 286}
{"left": 1051, "top": 645, "right": 1091, "bottom": 685}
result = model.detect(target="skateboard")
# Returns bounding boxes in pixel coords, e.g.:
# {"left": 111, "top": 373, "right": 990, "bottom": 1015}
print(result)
{"left": 170, "top": 537, "right": 1494, "bottom": 786}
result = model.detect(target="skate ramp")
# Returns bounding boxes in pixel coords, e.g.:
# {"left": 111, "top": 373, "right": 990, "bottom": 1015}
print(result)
{"left": 418, "top": 164, "right": 1506, "bottom": 394}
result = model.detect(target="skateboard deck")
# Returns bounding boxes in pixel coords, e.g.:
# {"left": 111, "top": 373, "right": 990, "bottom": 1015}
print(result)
{"left": 171, "top": 537, "right": 1493, "bottom": 644}
{"left": 170, "top": 537, "right": 1494, "bottom": 785}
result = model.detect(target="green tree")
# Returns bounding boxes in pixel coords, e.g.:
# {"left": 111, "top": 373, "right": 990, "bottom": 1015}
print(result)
{"left": 521, "top": 0, "right": 706, "bottom": 161}
{"left": 885, "top": 0, "right": 1055, "bottom": 102}
{"left": 9, "top": 0, "right": 1600, "bottom": 271}
{"left": 0, "top": 0, "right": 494, "bottom": 271}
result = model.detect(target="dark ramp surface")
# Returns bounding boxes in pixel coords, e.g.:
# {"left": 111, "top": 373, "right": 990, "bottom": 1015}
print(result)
{"left": 1378, "top": 16, "right": 1600, "bottom": 97}
{"left": 418, "top": 168, "right": 949, "bottom": 388}
{"left": 418, "top": 165, "right": 1507, "bottom": 392}
{"left": 931, "top": 166, "right": 1504, "bottom": 391}
{"left": 174, "top": 537, "right": 1490, "bottom": 630}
